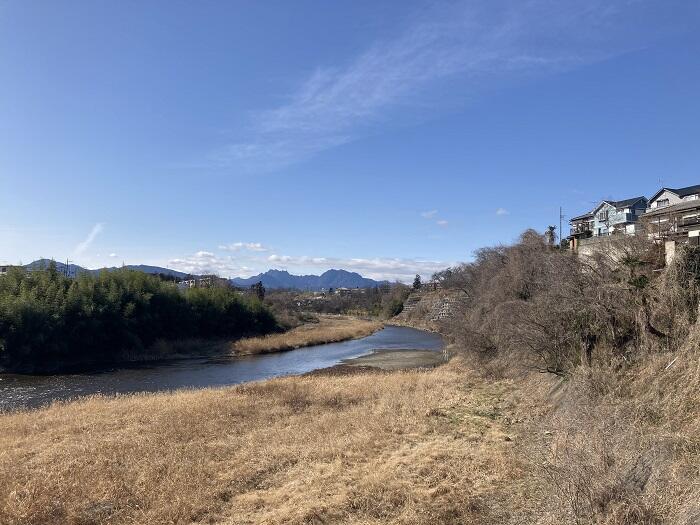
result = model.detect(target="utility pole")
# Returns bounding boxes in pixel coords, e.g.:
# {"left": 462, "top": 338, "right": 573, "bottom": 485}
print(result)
{"left": 559, "top": 206, "right": 565, "bottom": 247}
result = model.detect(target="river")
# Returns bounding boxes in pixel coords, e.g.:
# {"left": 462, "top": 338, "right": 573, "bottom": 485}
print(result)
{"left": 0, "top": 325, "right": 443, "bottom": 412}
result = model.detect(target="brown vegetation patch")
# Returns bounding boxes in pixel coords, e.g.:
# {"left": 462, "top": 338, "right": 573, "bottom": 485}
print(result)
{"left": 232, "top": 315, "right": 382, "bottom": 355}
{"left": 0, "top": 357, "right": 528, "bottom": 525}
{"left": 421, "top": 232, "right": 700, "bottom": 524}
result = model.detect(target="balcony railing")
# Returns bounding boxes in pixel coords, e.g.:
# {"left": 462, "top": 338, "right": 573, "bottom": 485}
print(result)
{"left": 569, "top": 226, "right": 592, "bottom": 237}
{"left": 680, "top": 216, "right": 700, "bottom": 228}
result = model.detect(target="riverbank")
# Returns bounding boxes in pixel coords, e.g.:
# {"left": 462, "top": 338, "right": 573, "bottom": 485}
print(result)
{"left": 0, "top": 355, "right": 535, "bottom": 525}
{"left": 0, "top": 316, "right": 384, "bottom": 376}
{"left": 303, "top": 347, "right": 447, "bottom": 377}
{"left": 343, "top": 347, "right": 446, "bottom": 370}
{"left": 232, "top": 315, "right": 383, "bottom": 355}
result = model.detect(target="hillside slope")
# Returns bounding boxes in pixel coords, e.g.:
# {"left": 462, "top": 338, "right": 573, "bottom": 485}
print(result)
{"left": 394, "top": 232, "right": 700, "bottom": 523}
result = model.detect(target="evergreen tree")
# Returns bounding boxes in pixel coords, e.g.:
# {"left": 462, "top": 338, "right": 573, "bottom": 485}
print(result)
{"left": 252, "top": 281, "right": 265, "bottom": 301}
{"left": 0, "top": 267, "right": 278, "bottom": 373}
{"left": 413, "top": 274, "right": 422, "bottom": 290}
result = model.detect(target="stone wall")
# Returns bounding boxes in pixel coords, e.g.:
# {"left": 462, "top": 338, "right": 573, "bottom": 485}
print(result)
{"left": 392, "top": 290, "right": 460, "bottom": 331}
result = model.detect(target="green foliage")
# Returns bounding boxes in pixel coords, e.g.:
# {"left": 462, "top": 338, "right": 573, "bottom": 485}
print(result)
{"left": 262, "top": 284, "right": 412, "bottom": 323}
{"left": 383, "top": 298, "right": 405, "bottom": 318}
{"left": 413, "top": 274, "right": 422, "bottom": 290}
{"left": 0, "top": 268, "right": 277, "bottom": 372}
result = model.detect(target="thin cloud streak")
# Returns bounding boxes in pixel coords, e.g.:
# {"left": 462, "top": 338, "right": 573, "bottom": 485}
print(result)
{"left": 74, "top": 223, "right": 104, "bottom": 255}
{"left": 218, "top": 242, "right": 270, "bottom": 252}
{"left": 422, "top": 209, "right": 448, "bottom": 228}
{"left": 216, "top": 0, "right": 652, "bottom": 170}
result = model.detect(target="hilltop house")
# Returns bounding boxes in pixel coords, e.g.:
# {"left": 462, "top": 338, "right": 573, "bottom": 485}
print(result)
{"left": 568, "top": 196, "right": 648, "bottom": 250}
{"left": 642, "top": 185, "right": 700, "bottom": 257}
{"left": 647, "top": 184, "right": 700, "bottom": 210}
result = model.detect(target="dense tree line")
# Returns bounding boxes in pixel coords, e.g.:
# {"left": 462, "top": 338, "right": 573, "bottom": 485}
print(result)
{"left": 263, "top": 284, "right": 411, "bottom": 328}
{"left": 0, "top": 265, "right": 277, "bottom": 372}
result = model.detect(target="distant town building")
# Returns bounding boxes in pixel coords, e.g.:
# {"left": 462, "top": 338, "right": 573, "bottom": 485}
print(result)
{"left": 176, "top": 275, "right": 229, "bottom": 290}
{"left": 332, "top": 287, "right": 367, "bottom": 296}
{"left": 419, "top": 281, "right": 441, "bottom": 292}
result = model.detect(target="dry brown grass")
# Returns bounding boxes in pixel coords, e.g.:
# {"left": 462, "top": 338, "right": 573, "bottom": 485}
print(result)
{"left": 232, "top": 315, "right": 383, "bottom": 355}
{"left": 531, "top": 344, "right": 700, "bottom": 525}
{"left": 0, "top": 356, "right": 530, "bottom": 525}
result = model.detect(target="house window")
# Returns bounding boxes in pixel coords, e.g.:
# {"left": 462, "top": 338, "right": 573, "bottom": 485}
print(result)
{"left": 656, "top": 198, "right": 670, "bottom": 207}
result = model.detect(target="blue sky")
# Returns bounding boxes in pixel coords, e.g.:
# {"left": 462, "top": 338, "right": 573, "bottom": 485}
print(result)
{"left": 1, "top": 1, "right": 699, "bottom": 281}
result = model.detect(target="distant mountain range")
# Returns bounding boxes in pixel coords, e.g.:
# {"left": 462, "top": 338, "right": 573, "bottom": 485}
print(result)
{"left": 230, "top": 269, "right": 387, "bottom": 291}
{"left": 22, "top": 260, "right": 385, "bottom": 291}
{"left": 23, "top": 259, "right": 191, "bottom": 279}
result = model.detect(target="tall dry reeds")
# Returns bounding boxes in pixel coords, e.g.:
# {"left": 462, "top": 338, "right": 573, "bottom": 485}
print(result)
{"left": 232, "top": 315, "right": 382, "bottom": 355}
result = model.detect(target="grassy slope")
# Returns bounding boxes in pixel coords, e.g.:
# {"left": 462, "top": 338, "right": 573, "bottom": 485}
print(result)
{"left": 232, "top": 315, "right": 383, "bottom": 355}
{"left": 0, "top": 357, "right": 532, "bottom": 525}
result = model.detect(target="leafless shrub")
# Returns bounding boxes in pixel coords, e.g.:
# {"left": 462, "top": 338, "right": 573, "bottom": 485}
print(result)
{"left": 433, "top": 231, "right": 700, "bottom": 523}
{"left": 440, "top": 231, "right": 656, "bottom": 375}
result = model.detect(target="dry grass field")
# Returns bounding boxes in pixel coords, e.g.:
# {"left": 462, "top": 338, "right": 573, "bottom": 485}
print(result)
{"left": 0, "top": 356, "right": 534, "bottom": 525}
{"left": 232, "top": 315, "right": 382, "bottom": 355}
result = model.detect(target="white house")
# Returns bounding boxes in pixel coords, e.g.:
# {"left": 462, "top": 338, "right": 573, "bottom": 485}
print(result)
{"left": 648, "top": 184, "right": 700, "bottom": 210}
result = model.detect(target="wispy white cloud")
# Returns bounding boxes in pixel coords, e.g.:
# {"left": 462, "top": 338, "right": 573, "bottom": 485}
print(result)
{"left": 496, "top": 208, "right": 509, "bottom": 216}
{"left": 218, "top": 242, "right": 270, "bottom": 252}
{"left": 108, "top": 252, "right": 118, "bottom": 258}
{"left": 264, "top": 253, "right": 449, "bottom": 282}
{"left": 213, "top": 0, "right": 658, "bottom": 170}
{"left": 74, "top": 223, "right": 104, "bottom": 255}
{"left": 168, "top": 251, "right": 247, "bottom": 277}
{"left": 422, "top": 209, "right": 448, "bottom": 228}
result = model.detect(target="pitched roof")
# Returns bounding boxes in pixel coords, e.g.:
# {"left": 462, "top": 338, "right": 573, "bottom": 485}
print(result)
{"left": 649, "top": 184, "right": 700, "bottom": 202}
{"left": 611, "top": 196, "right": 647, "bottom": 208}
{"left": 570, "top": 211, "right": 594, "bottom": 221}
{"left": 590, "top": 196, "right": 647, "bottom": 214}
{"left": 570, "top": 196, "right": 646, "bottom": 222}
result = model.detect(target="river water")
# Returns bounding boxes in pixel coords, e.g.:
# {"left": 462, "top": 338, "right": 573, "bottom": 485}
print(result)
{"left": 0, "top": 325, "right": 443, "bottom": 412}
